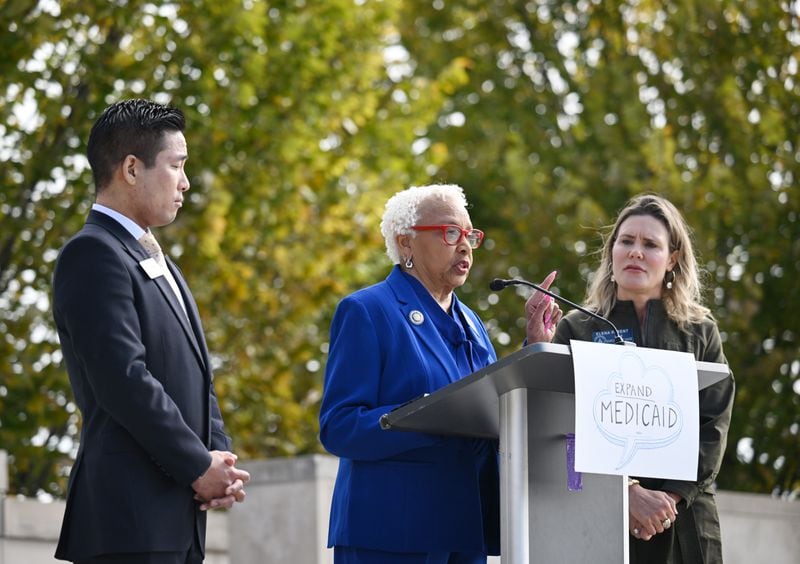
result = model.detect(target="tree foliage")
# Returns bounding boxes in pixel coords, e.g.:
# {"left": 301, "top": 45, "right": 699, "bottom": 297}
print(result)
{"left": 1, "top": 0, "right": 797, "bottom": 497}
{"left": 0, "top": 0, "right": 458, "bottom": 496}
{"left": 398, "top": 0, "right": 799, "bottom": 495}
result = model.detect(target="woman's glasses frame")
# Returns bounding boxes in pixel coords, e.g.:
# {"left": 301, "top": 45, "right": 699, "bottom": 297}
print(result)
{"left": 412, "top": 225, "right": 485, "bottom": 249}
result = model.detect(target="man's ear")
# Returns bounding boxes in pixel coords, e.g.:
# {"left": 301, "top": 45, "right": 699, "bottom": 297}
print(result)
{"left": 121, "top": 155, "right": 138, "bottom": 185}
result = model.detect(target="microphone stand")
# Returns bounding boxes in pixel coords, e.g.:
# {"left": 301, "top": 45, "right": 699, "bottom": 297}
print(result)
{"left": 490, "top": 278, "right": 628, "bottom": 345}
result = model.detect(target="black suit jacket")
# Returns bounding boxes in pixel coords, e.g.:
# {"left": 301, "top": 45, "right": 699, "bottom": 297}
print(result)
{"left": 52, "top": 210, "right": 231, "bottom": 560}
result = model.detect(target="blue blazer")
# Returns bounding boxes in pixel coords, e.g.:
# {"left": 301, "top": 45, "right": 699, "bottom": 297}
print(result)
{"left": 52, "top": 211, "right": 231, "bottom": 560}
{"left": 319, "top": 266, "right": 500, "bottom": 554}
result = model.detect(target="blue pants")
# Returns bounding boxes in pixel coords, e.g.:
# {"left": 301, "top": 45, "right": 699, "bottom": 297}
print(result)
{"left": 334, "top": 546, "right": 486, "bottom": 564}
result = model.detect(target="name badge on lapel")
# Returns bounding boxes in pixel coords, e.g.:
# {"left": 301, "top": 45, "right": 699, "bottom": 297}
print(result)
{"left": 139, "top": 258, "right": 164, "bottom": 280}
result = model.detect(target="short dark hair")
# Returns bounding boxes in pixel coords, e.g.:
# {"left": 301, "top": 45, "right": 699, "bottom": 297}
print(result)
{"left": 87, "top": 99, "right": 185, "bottom": 192}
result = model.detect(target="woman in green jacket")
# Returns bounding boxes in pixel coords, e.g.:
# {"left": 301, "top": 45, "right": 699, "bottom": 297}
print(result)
{"left": 526, "top": 194, "right": 735, "bottom": 563}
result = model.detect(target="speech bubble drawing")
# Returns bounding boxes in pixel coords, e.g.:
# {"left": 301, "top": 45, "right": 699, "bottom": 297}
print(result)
{"left": 592, "top": 352, "right": 683, "bottom": 469}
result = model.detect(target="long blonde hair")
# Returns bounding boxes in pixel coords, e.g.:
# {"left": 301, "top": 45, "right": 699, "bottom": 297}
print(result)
{"left": 585, "top": 194, "right": 710, "bottom": 329}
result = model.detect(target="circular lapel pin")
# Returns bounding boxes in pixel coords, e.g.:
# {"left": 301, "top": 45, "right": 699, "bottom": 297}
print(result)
{"left": 409, "top": 310, "right": 425, "bottom": 325}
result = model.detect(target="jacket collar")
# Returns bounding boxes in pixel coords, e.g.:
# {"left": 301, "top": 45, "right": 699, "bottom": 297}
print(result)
{"left": 86, "top": 210, "right": 208, "bottom": 372}
{"left": 384, "top": 265, "right": 473, "bottom": 384}
{"left": 611, "top": 299, "right": 670, "bottom": 347}
{"left": 87, "top": 210, "right": 148, "bottom": 260}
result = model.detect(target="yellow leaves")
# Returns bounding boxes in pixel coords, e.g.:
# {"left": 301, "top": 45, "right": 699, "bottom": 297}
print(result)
{"left": 3, "top": 0, "right": 797, "bottom": 498}
{"left": 717, "top": 75, "right": 747, "bottom": 119}
{"left": 437, "top": 56, "right": 473, "bottom": 95}
{"left": 429, "top": 141, "right": 450, "bottom": 167}
{"left": 198, "top": 186, "right": 232, "bottom": 259}
{"left": 236, "top": 81, "right": 258, "bottom": 108}
{"left": 758, "top": 104, "right": 787, "bottom": 148}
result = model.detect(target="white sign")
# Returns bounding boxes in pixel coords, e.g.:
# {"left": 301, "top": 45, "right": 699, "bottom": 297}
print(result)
{"left": 571, "top": 340, "right": 699, "bottom": 480}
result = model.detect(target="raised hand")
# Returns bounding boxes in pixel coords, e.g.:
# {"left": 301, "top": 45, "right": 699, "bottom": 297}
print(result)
{"left": 525, "top": 270, "right": 563, "bottom": 344}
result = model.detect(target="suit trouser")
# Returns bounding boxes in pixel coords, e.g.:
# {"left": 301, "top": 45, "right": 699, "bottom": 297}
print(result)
{"left": 73, "top": 532, "right": 203, "bottom": 564}
{"left": 74, "top": 546, "right": 202, "bottom": 564}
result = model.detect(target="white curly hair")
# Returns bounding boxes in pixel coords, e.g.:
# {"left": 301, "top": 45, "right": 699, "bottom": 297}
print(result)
{"left": 380, "top": 184, "right": 468, "bottom": 264}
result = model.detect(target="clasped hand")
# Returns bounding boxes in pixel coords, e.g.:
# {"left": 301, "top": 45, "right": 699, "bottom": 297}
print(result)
{"left": 629, "top": 484, "right": 680, "bottom": 541}
{"left": 191, "top": 450, "right": 251, "bottom": 511}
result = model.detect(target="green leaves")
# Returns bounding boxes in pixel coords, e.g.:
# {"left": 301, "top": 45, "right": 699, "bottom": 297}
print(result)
{"left": 400, "top": 0, "right": 799, "bottom": 494}
{"left": 1, "top": 0, "right": 797, "bottom": 497}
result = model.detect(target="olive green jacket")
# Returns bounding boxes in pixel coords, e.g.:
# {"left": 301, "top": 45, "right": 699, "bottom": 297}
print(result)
{"left": 555, "top": 299, "right": 735, "bottom": 563}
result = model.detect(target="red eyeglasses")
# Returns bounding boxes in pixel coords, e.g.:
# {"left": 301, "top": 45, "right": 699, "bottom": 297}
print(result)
{"left": 412, "top": 225, "right": 485, "bottom": 249}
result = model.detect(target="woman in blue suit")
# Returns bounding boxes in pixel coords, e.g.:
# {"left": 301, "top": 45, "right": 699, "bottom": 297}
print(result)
{"left": 319, "top": 184, "right": 502, "bottom": 563}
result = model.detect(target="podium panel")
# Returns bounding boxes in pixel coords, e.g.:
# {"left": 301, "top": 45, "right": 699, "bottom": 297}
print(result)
{"left": 526, "top": 390, "right": 626, "bottom": 563}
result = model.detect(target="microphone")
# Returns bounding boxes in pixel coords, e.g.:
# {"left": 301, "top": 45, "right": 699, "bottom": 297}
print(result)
{"left": 490, "top": 278, "right": 627, "bottom": 345}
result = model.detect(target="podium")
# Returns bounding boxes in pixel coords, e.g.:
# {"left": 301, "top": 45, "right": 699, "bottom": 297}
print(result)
{"left": 380, "top": 342, "right": 729, "bottom": 564}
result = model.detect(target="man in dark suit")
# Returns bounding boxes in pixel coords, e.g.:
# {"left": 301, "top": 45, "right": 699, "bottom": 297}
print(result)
{"left": 52, "top": 99, "right": 249, "bottom": 564}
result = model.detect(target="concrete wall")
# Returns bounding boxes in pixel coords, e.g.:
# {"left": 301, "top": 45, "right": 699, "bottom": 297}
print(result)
{"left": 1, "top": 452, "right": 797, "bottom": 563}
{"left": 0, "top": 497, "right": 229, "bottom": 564}
{"left": 717, "top": 490, "right": 800, "bottom": 564}
{"left": 0, "top": 449, "right": 228, "bottom": 564}
{"left": 228, "top": 455, "right": 337, "bottom": 564}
